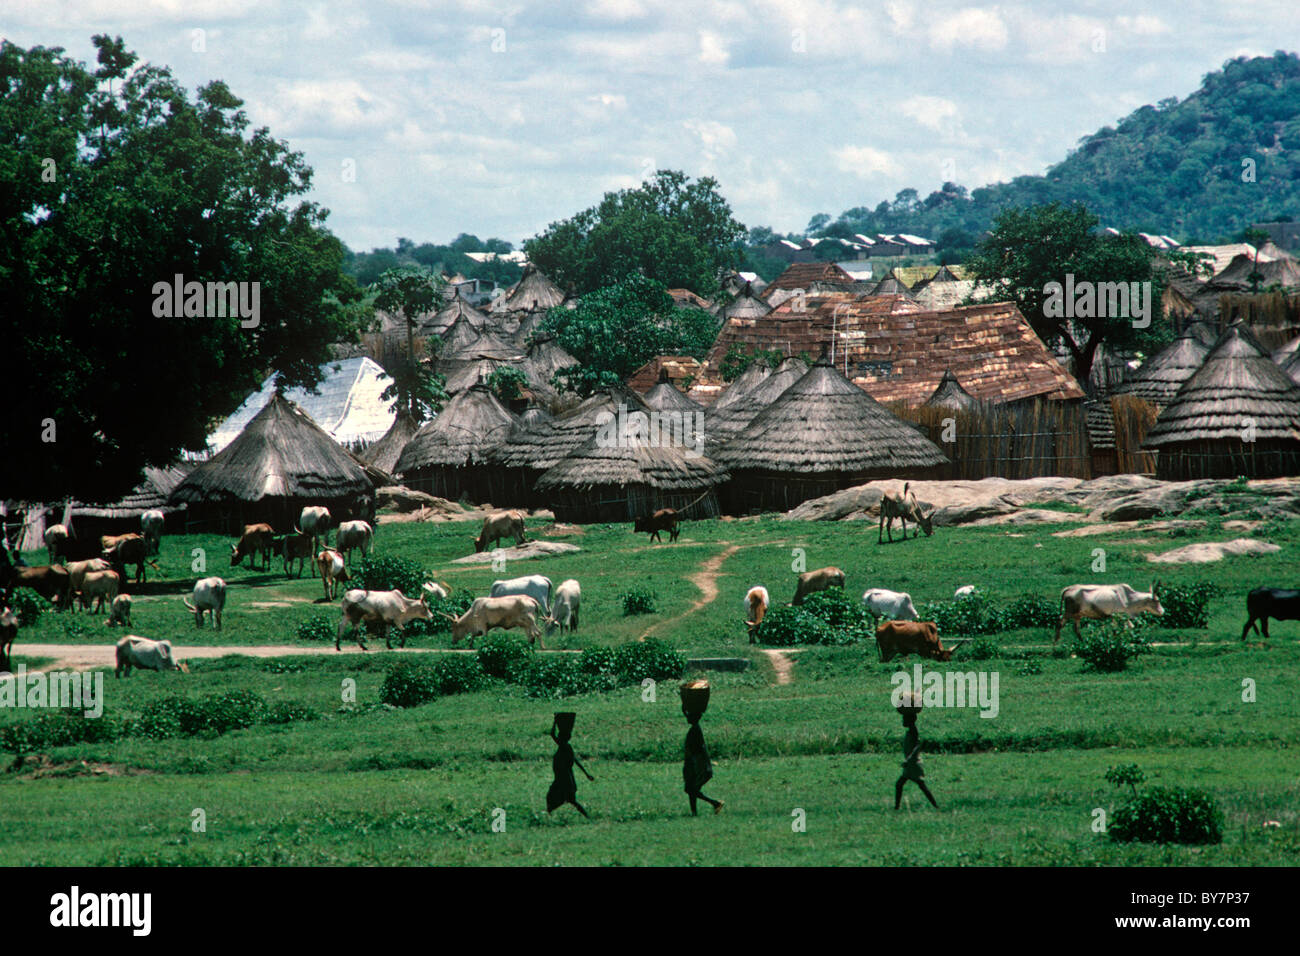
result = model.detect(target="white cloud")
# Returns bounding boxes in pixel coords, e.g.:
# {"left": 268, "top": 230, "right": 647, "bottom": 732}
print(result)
{"left": 1115, "top": 15, "right": 1170, "bottom": 36}
{"left": 929, "top": 6, "right": 1008, "bottom": 51}
{"left": 698, "top": 30, "right": 729, "bottom": 65}
{"left": 900, "top": 95, "right": 961, "bottom": 133}
{"left": 585, "top": 0, "right": 648, "bottom": 20}
{"left": 832, "top": 145, "right": 902, "bottom": 179}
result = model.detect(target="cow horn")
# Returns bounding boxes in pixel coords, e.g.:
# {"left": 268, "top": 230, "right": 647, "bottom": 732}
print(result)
{"left": 439, "top": 612, "right": 457, "bottom": 622}
{"left": 178, "top": 661, "right": 190, "bottom": 673}
{"left": 947, "top": 638, "right": 971, "bottom": 649}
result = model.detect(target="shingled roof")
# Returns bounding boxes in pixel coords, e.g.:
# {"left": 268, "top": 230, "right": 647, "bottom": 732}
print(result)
{"left": 763, "top": 261, "right": 854, "bottom": 295}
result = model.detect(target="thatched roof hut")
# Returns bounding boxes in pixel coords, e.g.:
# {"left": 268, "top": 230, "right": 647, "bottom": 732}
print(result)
{"left": 721, "top": 283, "right": 772, "bottom": 320}
{"left": 922, "top": 369, "right": 982, "bottom": 412}
{"left": 521, "top": 335, "right": 578, "bottom": 394}
{"left": 426, "top": 292, "right": 488, "bottom": 337}
{"left": 67, "top": 464, "right": 192, "bottom": 539}
{"left": 395, "top": 386, "right": 520, "bottom": 502}
{"left": 172, "top": 394, "right": 374, "bottom": 532}
{"left": 497, "top": 265, "right": 565, "bottom": 313}
{"left": 643, "top": 368, "right": 702, "bottom": 414}
{"left": 1142, "top": 321, "right": 1300, "bottom": 479}
{"left": 359, "top": 411, "right": 420, "bottom": 475}
{"left": 704, "top": 356, "right": 808, "bottom": 446}
{"left": 708, "top": 358, "right": 772, "bottom": 415}
{"left": 1114, "top": 332, "right": 1210, "bottom": 406}
{"left": 869, "top": 274, "right": 914, "bottom": 297}
{"left": 712, "top": 356, "right": 948, "bottom": 512}
{"left": 535, "top": 432, "right": 729, "bottom": 523}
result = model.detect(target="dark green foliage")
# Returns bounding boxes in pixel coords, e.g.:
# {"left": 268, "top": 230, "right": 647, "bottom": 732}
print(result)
{"left": 754, "top": 605, "right": 835, "bottom": 647}
{"left": 1109, "top": 786, "right": 1224, "bottom": 845}
{"left": 476, "top": 635, "right": 535, "bottom": 682}
{"left": 959, "top": 636, "right": 1001, "bottom": 661}
{"left": 409, "top": 593, "right": 475, "bottom": 637}
{"left": 997, "top": 593, "right": 1061, "bottom": 631}
{"left": 296, "top": 614, "right": 335, "bottom": 643}
{"left": 1157, "top": 582, "right": 1222, "bottom": 629}
{"left": 520, "top": 658, "right": 595, "bottom": 699}
{"left": 720, "top": 345, "right": 785, "bottom": 383}
{"left": 430, "top": 656, "right": 490, "bottom": 696}
{"left": 1106, "top": 763, "right": 1147, "bottom": 796}
{"left": 1072, "top": 619, "right": 1148, "bottom": 672}
{"left": 917, "top": 594, "right": 1000, "bottom": 636}
{"left": 0, "top": 710, "right": 120, "bottom": 755}
{"left": 484, "top": 365, "right": 529, "bottom": 403}
{"left": 352, "top": 555, "right": 430, "bottom": 595}
{"left": 377, "top": 656, "right": 490, "bottom": 707}
{"left": 799, "top": 589, "right": 876, "bottom": 644}
{"left": 612, "top": 638, "right": 686, "bottom": 684}
{"left": 621, "top": 587, "right": 658, "bottom": 616}
{"left": 577, "top": 645, "right": 619, "bottom": 678}
{"left": 8, "top": 588, "right": 52, "bottom": 627}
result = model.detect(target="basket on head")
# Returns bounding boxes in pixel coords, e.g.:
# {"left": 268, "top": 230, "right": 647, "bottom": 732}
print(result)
{"left": 553, "top": 712, "right": 576, "bottom": 735}
{"left": 680, "top": 679, "right": 711, "bottom": 716}
{"left": 895, "top": 690, "right": 922, "bottom": 715}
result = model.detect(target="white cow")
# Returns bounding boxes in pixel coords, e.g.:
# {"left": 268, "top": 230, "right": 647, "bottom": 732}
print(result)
{"left": 106, "top": 593, "right": 132, "bottom": 628}
{"left": 446, "top": 595, "right": 550, "bottom": 649}
{"left": 862, "top": 588, "right": 919, "bottom": 621}
{"left": 141, "top": 509, "right": 165, "bottom": 555}
{"left": 297, "top": 506, "right": 332, "bottom": 551}
{"left": 1055, "top": 582, "right": 1164, "bottom": 643}
{"left": 421, "top": 581, "right": 451, "bottom": 603}
{"left": 115, "top": 636, "right": 187, "bottom": 677}
{"left": 316, "top": 549, "right": 349, "bottom": 601}
{"left": 549, "top": 579, "right": 581, "bottom": 635}
{"left": 66, "top": 558, "right": 112, "bottom": 605}
{"left": 337, "top": 589, "right": 434, "bottom": 650}
{"left": 490, "top": 574, "right": 553, "bottom": 616}
{"left": 335, "top": 520, "right": 373, "bottom": 561}
{"left": 79, "top": 569, "right": 122, "bottom": 614}
{"left": 44, "top": 524, "right": 69, "bottom": 565}
{"left": 954, "top": 585, "right": 978, "bottom": 600}
{"left": 744, "top": 585, "right": 770, "bottom": 643}
{"left": 184, "top": 577, "right": 227, "bottom": 630}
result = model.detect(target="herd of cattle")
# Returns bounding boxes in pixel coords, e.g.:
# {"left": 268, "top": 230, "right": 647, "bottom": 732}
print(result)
{"left": 0, "top": 502, "right": 1298, "bottom": 676}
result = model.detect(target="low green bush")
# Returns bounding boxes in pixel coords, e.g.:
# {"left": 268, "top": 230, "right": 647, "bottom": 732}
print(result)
{"left": 1072, "top": 619, "right": 1147, "bottom": 672}
{"left": 1109, "top": 785, "right": 1224, "bottom": 845}
{"left": 296, "top": 614, "right": 335, "bottom": 642}
{"left": 800, "top": 589, "right": 876, "bottom": 643}
{"left": 621, "top": 587, "right": 658, "bottom": 616}
{"left": 520, "top": 658, "right": 595, "bottom": 699}
{"left": 0, "top": 709, "right": 120, "bottom": 754}
{"left": 613, "top": 638, "right": 686, "bottom": 683}
{"left": 378, "top": 661, "right": 440, "bottom": 708}
{"left": 8, "top": 588, "right": 51, "bottom": 627}
{"left": 477, "top": 635, "right": 535, "bottom": 681}
{"left": 995, "top": 593, "right": 1059, "bottom": 631}
{"left": 754, "top": 606, "right": 834, "bottom": 646}
{"left": 1156, "top": 582, "right": 1222, "bottom": 629}
{"left": 352, "top": 554, "right": 430, "bottom": 595}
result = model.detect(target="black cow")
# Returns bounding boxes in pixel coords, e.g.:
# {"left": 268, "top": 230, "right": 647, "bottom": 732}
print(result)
{"left": 1242, "top": 587, "right": 1300, "bottom": 640}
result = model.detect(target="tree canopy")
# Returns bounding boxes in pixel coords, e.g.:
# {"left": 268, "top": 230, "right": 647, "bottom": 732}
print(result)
{"left": 0, "top": 36, "right": 363, "bottom": 501}
{"left": 524, "top": 170, "right": 746, "bottom": 296}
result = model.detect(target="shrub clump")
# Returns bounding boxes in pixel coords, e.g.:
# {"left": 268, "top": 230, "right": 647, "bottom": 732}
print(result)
{"left": 477, "top": 635, "right": 535, "bottom": 682}
{"left": 621, "top": 587, "right": 658, "bottom": 616}
{"left": 352, "top": 554, "right": 430, "bottom": 595}
{"left": 378, "top": 656, "right": 490, "bottom": 707}
{"left": 8, "top": 588, "right": 51, "bottom": 627}
{"left": 296, "top": 614, "right": 335, "bottom": 642}
{"left": 1109, "top": 785, "right": 1224, "bottom": 845}
{"left": 1156, "top": 582, "right": 1222, "bottom": 629}
{"left": 0, "top": 709, "right": 120, "bottom": 754}
{"left": 800, "top": 589, "right": 876, "bottom": 643}
{"left": 408, "top": 593, "right": 476, "bottom": 637}
{"left": 995, "top": 593, "right": 1060, "bottom": 631}
{"left": 612, "top": 638, "right": 686, "bottom": 683}
{"left": 754, "top": 606, "right": 833, "bottom": 646}
{"left": 1072, "top": 619, "right": 1147, "bottom": 672}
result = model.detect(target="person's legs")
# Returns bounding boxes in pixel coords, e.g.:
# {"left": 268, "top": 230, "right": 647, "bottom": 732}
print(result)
{"left": 894, "top": 777, "right": 905, "bottom": 809}
{"left": 688, "top": 793, "right": 699, "bottom": 816}
{"left": 915, "top": 780, "right": 939, "bottom": 808}
{"left": 697, "top": 791, "right": 723, "bottom": 813}
{"left": 569, "top": 799, "right": 590, "bottom": 819}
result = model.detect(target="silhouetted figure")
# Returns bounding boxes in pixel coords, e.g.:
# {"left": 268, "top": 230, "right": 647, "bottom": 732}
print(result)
{"left": 681, "top": 681, "right": 723, "bottom": 815}
{"left": 894, "top": 691, "right": 938, "bottom": 809}
{"left": 547, "top": 712, "right": 593, "bottom": 818}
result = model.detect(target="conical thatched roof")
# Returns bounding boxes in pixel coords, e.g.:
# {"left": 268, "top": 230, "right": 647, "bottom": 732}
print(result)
{"left": 643, "top": 368, "right": 702, "bottom": 414}
{"left": 522, "top": 335, "right": 578, "bottom": 391}
{"left": 1143, "top": 322, "right": 1300, "bottom": 447}
{"left": 519, "top": 404, "right": 553, "bottom": 429}
{"left": 500, "top": 265, "right": 565, "bottom": 312}
{"left": 535, "top": 432, "right": 728, "bottom": 494}
{"left": 440, "top": 313, "right": 483, "bottom": 356}
{"left": 922, "top": 369, "right": 982, "bottom": 412}
{"left": 443, "top": 358, "right": 505, "bottom": 395}
{"left": 722, "top": 284, "right": 773, "bottom": 320}
{"left": 490, "top": 385, "right": 654, "bottom": 471}
{"left": 395, "top": 386, "right": 520, "bottom": 473}
{"left": 173, "top": 394, "right": 372, "bottom": 504}
{"left": 709, "top": 358, "right": 772, "bottom": 414}
{"left": 713, "top": 356, "right": 948, "bottom": 473}
{"left": 425, "top": 292, "right": 487, "bottom": 336}
{"left": 869, "top": 274, "right": 914, "bottom": 297}
{"left": 1115, "top": 333, "right": 1210, "bottom": 405}
{"left": 1272, "top": 334, "right": 1300, "bottom": 364}
{"left": 70, "top": 464, "right": 192, "bottom": 519}
{"left": 1282, "top": 348, "right": 1300, "bottom": 387}
{"left": 705, "top": 356, "right": 808, "bottom": 442}
{"left": 441, "top": 327, "right": 524, "bottom": 363}
{"left": 360, "top": 411, "right": 420, "bottom": 474}
{"left": 1187, "top": 321, "right": 1220, "bottom": 347}
{"left": 1211, "top": 254, "right": 1300, "bottom": 291}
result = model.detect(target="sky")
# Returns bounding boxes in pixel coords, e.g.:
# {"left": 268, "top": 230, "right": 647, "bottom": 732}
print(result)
{"left": 2, "top": 0, "right": 1295, "bottom": 252}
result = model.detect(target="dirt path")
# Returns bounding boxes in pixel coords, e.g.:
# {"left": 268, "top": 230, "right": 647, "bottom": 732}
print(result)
{"left": 761, "top": 649, "right": 798, "bottom": 685}
{"left": 8, "top": 642, "right": 508, "bottom": 673}
{"left": 639, "top": 544, "right": 741, "bottom": 640}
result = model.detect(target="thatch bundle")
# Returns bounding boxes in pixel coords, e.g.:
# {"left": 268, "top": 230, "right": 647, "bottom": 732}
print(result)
{"left": 713, "top": 356, "right": 948, "bottom": 512}
{"left": 721, "top": 283, "right": 772, "bottom": 320}
{"left": 643, "top": 368, "right": 702, "bottom": 414}
{"left": 443, "top": 358, "right": 504, "bottom": 395}
{"left": 535, "top": 431, "right": 729, "bottom": 523}
{"left": 1114, "top": 332, "right": 1210, "bottom": 406}
{"left": 709, "top": 358, "right": 772, "bottom": 414}
{"left": 395, "top": 386, "right": 520, "bottom": 502}
{"left": 497, "top": 265, "right": 565, "bottom": 313}
{"left": 922, "top": 369, "right": 982, "bottom": 412}
{"left": 425, "top": 292, "right": 487, "bottom": 337}
{"left": 704, "top": 356, "right": 807, "bottom": 445}
{"left": 360, "top": 411, "right": 420, "bottom": 475}
{"left": 171, "top": 394, "right": 373, "bottom": 531}
{"left": 440, "top": 327, "right": 523, "bottom": 363}
{"left": 521, "top": 335, "right": 578, "bottom": 393}
{"left": 1142, "top": 321, "right": 1300, "bottom": 479}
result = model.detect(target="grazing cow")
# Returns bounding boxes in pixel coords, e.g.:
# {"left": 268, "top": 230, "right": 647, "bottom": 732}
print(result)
{"left": 744, "top": 586, "right": 769, "bottom": 643}
{"left": 101, "top": 533, "right": 154, "bottom": 584}
{"left": 106, "top": 593, "right": 132, "bottom": 628}
{"left": 862, "top": 588, "right": 919, "bottom": 621}
{"left": 274, "top": 532, "right": 315, "bottom": 578}
{"left": 141, "top": 510, "right": 165, "bottom": 555}
{"left": 445, "top": 595, "right": 551, "bottom": 649}
{"left": 44, "top": 524, "right": 69, "bottom": 565}
{"left": 114, "top": 636, "right": 187, "bottom": 678}
{"left": 549, "top": 579, "right": 581, "bottom": 635}
{"left": 878, "top": 483, "right": 935, "bottom": 544}
{"left": 183, "top": 577, "right": 227, "bottom": 630}
{"left": 490, "top": 574, "right": 553, "bottom": 615}
{"left": 954, "top": 585, "right": 977, "bottom": 600}
{"left": 317, "top": 549, "right": 349, "bottom": 601}
{"left": 633, "top": 508, "right": 681, "bottom": 543}
{"left": 876, "top": 620, "right": 965, "bottom": 663}
{"left": 1054, "top": 582, "right": 1164, "bottom": 643}
{"left": 335, "top": 520, "right": 373, "bottom": 562}
{"left": 337, "top": 589, "right": 433, "bottom": 650}
{"left": 421, "top": 581, "right": 451, "bottom": 603}
{"left": 65, "top": 558, "right": 112, "bottom": 605}
{"left": 79, "top": 569, "right": 122, "bottom": 614}
{"left": 474, "top": 510, "right": 526, "bottom": 553}
{"left": 298, "top": 506, "right": 333, "bottom": 551}
{"left": 0, "top": 563, "right": 71, "bottom": 610}
{"left": 1241, "top": 587, "right": 1300, "bottom": 641}
{"left": 0, "top": 603, "right": 16, "bottom": 669}
{"left": 230, "top": 523, "right": 275, "bottom": 571}
{"left": 791, "top": 567, "right": 846, "bottom": 605}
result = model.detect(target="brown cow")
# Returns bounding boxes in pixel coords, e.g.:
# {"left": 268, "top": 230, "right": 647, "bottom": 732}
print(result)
{"left": 791, "top": 567, "right": 845, "bottom": 605}
{"left": 101, "top": 533, "right": 154, "bottom": 584}
{"left": 316, "top": 549, "right": 349, "bottom": 601}
{"left": 0, "top": 601, "right": 17, "bottom": 669}
{"left": 1, "top": 564, "right": 72, "bottom": 610}
{"left": 633, "top": 508, "right": 680, "bottom": 543}
{"left": 744, "top": 585, "right": 769, "bottom": 643}
{"left": 875, "top": 620, "right": 967, "bottom": 663}
{"left": 879, "top": 482, "right": 935, "bottom": 544}
{"left": 230, "top": 523, "right": 275, "bottom": 571}
{"left": 474, "top": 511, "right": 526, "bottom": 553}
{"left": 274, "top": 532, "right": 315, "bottom": 578}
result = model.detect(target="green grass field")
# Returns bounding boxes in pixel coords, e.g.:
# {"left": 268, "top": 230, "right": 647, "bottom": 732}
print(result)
{"left": 2, "top": 512, "right": 1297, "bottom": 865}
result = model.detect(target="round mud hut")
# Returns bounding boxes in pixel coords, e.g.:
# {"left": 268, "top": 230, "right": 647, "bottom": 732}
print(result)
{"left": 712, "top": 355, "right": 949, "bottom": 513}
{"left": 1142, "top": 321, "right": 1300, "bottom": 479}
{"left": 171, "top": 394, "right": 374, "bottom": 533}
{"left": 359, "top": 410, "right": 421, "bottom": 476}
{"left": 395, "top": 385, "right": 520, "bottom": 502}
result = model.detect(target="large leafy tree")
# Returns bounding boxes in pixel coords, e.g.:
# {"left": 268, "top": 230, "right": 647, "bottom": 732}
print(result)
{"left": 539, "top": 275, "right": 718, "bottom": 396}
{"left": 0, "top": 37, "right": 363, "bottom": 501}
{"left": 524, "top": 170, "right": 746, "bottom": 295}
{"left": 965, "top": 202, "right": 1166, "bottom": 385}
{"left": 371, "top": 266, "right": 448, "bottom": 421}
